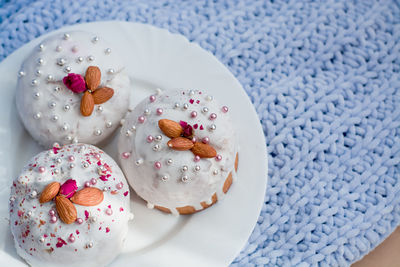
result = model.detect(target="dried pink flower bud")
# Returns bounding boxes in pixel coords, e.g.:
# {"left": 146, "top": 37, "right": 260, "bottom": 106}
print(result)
{"left": 59, "top": 179, "right": 78, "bottom": 198}
{"left": 63, "top": 73, "right": 86, "bottom": 93}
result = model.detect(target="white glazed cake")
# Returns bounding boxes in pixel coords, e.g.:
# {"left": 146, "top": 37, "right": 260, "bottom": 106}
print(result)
{"left": 9, "top": 143, "right": 133, "bottom": 267}
{"left": 118, "top": 89, "right": 238, "bottom": 215}
{"left": 16, "top": 31, "right": 131, "bottom": 148}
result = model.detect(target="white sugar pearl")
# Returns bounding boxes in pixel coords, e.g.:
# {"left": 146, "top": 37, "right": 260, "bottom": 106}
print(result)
{"left": 181, "top": 175, "right": 189, "bottom": 182}
{"left": 18, "top": 71, "right": 25, "bottom": 77}
{"left": 64, "top": 66, "right": 72, "bottom": 73}
{"left": 174, "top": 103, "right": 180, "bottom": 109}
{"left": 77, "top": 56, "right": 84, "bottom": 63}
{"left": 49, "top": 102, "right": 56, "bottom": 109}
{"left": 38, "top": 44, "right": 45, "bottom": 51}
{"left": 52, "top": 115, "right": 59, "bottom": 121}
{"left": 213, "top": 170, "right": 219, "bottom": 175}
{"left": 194, "top": 165, "right": 201, "bottom": 172}
{"left": 94, "top": 129, "right": 102, "bottom": 136}
{"left": 181, "top": 165, "right": 188, "bottom": 172}
{"left": 202, "top": 107, "right": 209, "bottom": 113}
{"left": 62, "top": 124, "right": 68, "bottom": 131}
{"left": 57, "top": 58, "right": 66, "bottom": 66}
{"left": 30, "top": 190, "right": 37, "bottom": 198}
{"left": 33, "top": 113, "right": 41, "bottom": 119}
{"left": 153, "top": 144, "right": 160, "bottom": 151}
{"left": 56, "top": 45, "right": 62, "bottom": 52}
{"left": 35, "top": 69, "right": 42, "bottom": 76}
{"left": 108, "top": 68, "right": 115, "bottom": 74}
{"left": 161, "top": 175, "right": 169, "bottom": 181}
{"left": 155, "top": 135, "right": 162, "bottom": 141}
{"left": 97, "top": 106, "right": 103, "bottom": 112}
{"left": 135, "top": 158, "right": 143, "bottom": 166}
{"left": 209, "top": 124, "right": 216, "bottom": 131}
{"left": 166, "top": 159, "right": 173, "bottom": 165}
{"left": 189, "top": 90, "right": 195, "bottom": 96}
{"left": 183, "top": 103, "right": 189, "bottom": 109}
{"left": 37, "top": 58, "right": 44, "bottom": 65}
{"left": 82, "top": 162, "right": 89, "bottom": 168}
{"left": 106, "top": 121, "right": 112, "bottom": 128}
{"left": 34, "top": 92, "right": 40, "bottom": 99}
{"left": 105, "top": 48, "right": 111, "bottom": 54}
{"left": 39, "top": 237, "right": 45, "bottom": 243}
{"left": 65, "top": 136, "right": 72, "bottom": 141}
{"left": 54, "top": 86, "right": 60, "bottom": 92}
{"left": 92, "top": 36, "right": 99, "bottom": 43}
{"left": 63, "top": 104, "right": 70, "bottom": 111}
{"left": 31, "top": 79, "right": 38, "bottom": 86}
{"left": 63, "top": 33, "right": 70, "bottom": 40}
{"left": 88, "top": 55, "right": 94, "bottom": 61}
{"left": 206, "top": 95, "right": 213, "bottom": 101}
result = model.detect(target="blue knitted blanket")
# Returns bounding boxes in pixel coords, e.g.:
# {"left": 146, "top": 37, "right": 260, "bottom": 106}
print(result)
{"left": 1, "top": 0, "right": 400, "bottom": 266}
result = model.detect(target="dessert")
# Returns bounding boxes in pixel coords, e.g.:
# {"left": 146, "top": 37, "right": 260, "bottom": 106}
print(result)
{"left": 9, "top": 143, "right": 133, "bottom": 266}
{"left": 118, "top": 89, "right": 238, "bottom": 215}
{"left": 16, "top": 31, "right": 130, "bottom": 148}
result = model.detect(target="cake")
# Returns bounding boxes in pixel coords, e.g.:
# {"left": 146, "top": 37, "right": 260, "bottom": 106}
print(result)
{"left": 9, "top": 143, "right": 133, "bottom": 266}
{"left": 118, "top": 89, "right": 238, "bottom": 215}
{"left": 16, "top": 31, "right": 131, "bottom": 148}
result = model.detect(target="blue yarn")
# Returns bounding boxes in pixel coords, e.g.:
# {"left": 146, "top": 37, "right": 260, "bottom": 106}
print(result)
{"left": 1, "top": 0, "right": 400, "bottom": 266}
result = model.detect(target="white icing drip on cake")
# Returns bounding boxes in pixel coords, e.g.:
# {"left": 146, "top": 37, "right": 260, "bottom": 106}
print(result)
{"left": 16, "top": 31, "right": 131, "bottom": 148}
{"left": 9, "top": 144, "right": 131, "bottom": 267}
{"left": 118, "top": 89, "right": 237, "bottom": 213}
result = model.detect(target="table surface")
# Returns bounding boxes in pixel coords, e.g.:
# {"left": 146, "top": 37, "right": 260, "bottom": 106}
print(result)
{"left": 353, "top": 227, "right": 400, "bottom": 267}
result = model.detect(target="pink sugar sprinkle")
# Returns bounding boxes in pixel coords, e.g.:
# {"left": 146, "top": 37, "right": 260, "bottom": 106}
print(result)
{"left": 189, "top": 99, "right": 194, "bottom": 104}
{"left": 56, "top": 238, "right": 67, "bottom": 248}
{"left": 193, "top": 124, "right": 198, "bottom": 129}
{"left": 200, "top": 125, "right": 204, "bottom": 130}
{"left": 123, "top": 191, "right": 129, "bottom": 197}
{"left": 76, "top": 230, "right": 79, "bottom": 235}
{"left": 179, "top": 120, "right": 188, "bottom": 128}
{"left": 84, "top": 210, "right": 89, "bottom": 220}
{"left": 196, "top": 100, "right": 200, "bottom": 104}
{"left": 97, "top": 161, "right": 101, "bottom": 166}
{"left": 108, "top": 205, "right": 111, "bottom": 209}
{"left": 106, "top": 227, "right": 110, "bottom": 233}
{"left": 119, "top": 207, "right": 124, "bottom": 212}
{"left": 18, "top": 210, "right": 24, "bottom": 217}
{"left": 99, "top": 175, "right": 108, "bottom": 181}
{"left": 53, "top": 147, "right": 60, "bottom": 154}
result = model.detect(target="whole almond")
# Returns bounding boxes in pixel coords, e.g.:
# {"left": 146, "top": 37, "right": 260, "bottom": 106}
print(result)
{"left": 167, "top": 137, "right": 194, "bottom": 151}
{"left": 80, "top": 91, "right": 94, "bottom": 116}
{"left": 85, "top": 66, "right": 101, "bottom": 91}
{"left": 70, "top": 187, "right": 104, "bottom": 206}
{"left": 39, "top": 182, "right": 60, "bottom": 204}
{"left": 92, "top": 87, "right": 114, "bottom": 104}
{"left": 191, "top": 142, "right": 217, "bottom": 158}
{"left": 158, "top": 119, "right": 183, "bottom": 138}
{"left": 55, "top": 196, "right": 77, "bottom": 224}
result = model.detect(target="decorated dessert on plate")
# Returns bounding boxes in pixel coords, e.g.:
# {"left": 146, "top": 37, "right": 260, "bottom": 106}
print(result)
{"left": 9, "top": 143, "right": 133, "bottom": 267}
{"left": 118, "top": 89, "right": 238, "bottom": 215}
{"left": 16, "top": 31, "right": 131, "bottom": 148}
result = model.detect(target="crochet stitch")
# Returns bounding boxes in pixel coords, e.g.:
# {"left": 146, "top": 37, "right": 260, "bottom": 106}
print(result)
{"left": 1, "top": 0, "right": 399, "bottom": 266}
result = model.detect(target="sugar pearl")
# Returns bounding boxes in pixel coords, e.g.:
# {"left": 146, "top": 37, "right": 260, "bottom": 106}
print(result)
{"left": 182, "top": 165, "right": 188, "bottom": 172}
{"left": 105, "top": 48, "right": 111, "bottom": 54}
{"left": 38, "top": 166, "right": 46, "bottom": 173}
{"left": 209, "top": 124, "right": 217, "bottom": 131}
{"left": 71, "top": 46, "right": 78, "bottom": 53}
{"left": 27, "top": 211, "right": 32, "bottom": 217}
{"left": 69, "top": 236, "right": 75, "bottom": 243}
{"left": 50, "top": 216, "right": 57, "bottom": 223}
{"left": 92, "top": 36, "right": 99, "bottom": 43}
{"left": 85, "top": 181, "right": 91, "bottom": 187}
{"left": 30, "top": 191, "right": 37, "bottom": 198}
{"left": 153, "top": 144, "right": 160, "bottom": 151}
{"left": 209, "top": 113, "right": 217, "bottom": 120}
{"left": 191, "top": 111, "right": 197, "bottom": 118}
{"left": 76, "top": 218, "right": 83, "bottom": 224}
{"left": 106, "top": 121, "right": 113, "bottom": 128}
{"left": 90, "top": 178, "right": 97, "bottom": 185}
{"left": 144, "top": 108, "right": 150, "bottom": 115}
{"left": 122, "top": 152, "right": 130, "bottom": 159}
{"left": 63, "top": 33, "right": 70, "bottom": 40}
{"left": 202, "top": 137, "right": 210, "bottom": 144}
{"left": 174, "top": 103, "right": 180, "bottom": 108}
{"left": 88, "top": 55, "right": 95, "bottom": 61}
{"left": 52, "top": 115, "right": 59, "bottom": 122}
{"left": 57, "top": 58, "right": 66, "bottom": 66}
{"left": 54, "top": 169, "right": 60, "bottom": 174}
{"left": 138, "top": 116, "right": 146, "bottom": 123}
{"left": 94, "top": 129, "right": 102, "bottom": 136}
{"left": 156, "top": 108, "right": 163, "bottom": 115}
{"left": 36, "top": 69, "right": 42, "bottom": 76}
{"left": 106, "top": 208, "right": 113, "bottom": 215}
{"left": 149, "top": 95, "right": 156, "bottom": 102}
{"left": 54, "top": 86, "right": 60, "bottom": 92}
{"left": 103, "top": 187, "right": 108, "bottom": 192}
{"left": 135, "top": 158, "right": 143, "bottom": 166}
{"left": 194, "top": 165, "right": 201, "bottom": 172}
{"left": 161, "top": 175, "right": 169, "bottom": 181}
{"left": 189, "top": 90, "right": 195, "bottom": 96}
{"left": 39, "top": 237, "right": 45, "bottom": 243}
{"left": 167, "top": 159, "right": 173, "bottom": 165}
{"left": 31, "top": 79, "right": 38, "bottom": 86}
{"left": 55, "top": 158, "right": 62, "bottom": 164}
{"left": 77, "top": 56, "right": 84, "bottom": 63}
{"left": 108, "top": 68, "right": 115, "bottom": 74}
{"left": 97, "top": 105, "right": 103, "bottom": 112}
{"left": 155, "top": 135, "right": 162, "bottom": 141}
{"left": 147, "top": 135, "right": 154, "bottom": 143}
{"left": 222, "top": 106, "right": 229, "bottom": 113}
{"left": 18, "top": 71, "right": 25, "bottom": 77}
{"left": 206, "top": 95, "right": 213, "bottom": 101}
{"left": 194, "top": 155, "right": 201, "bottom": 162}
{"left": 191, "top": 137, "right": 197, "bottom": 143}
{"left": 202, "top": 107, "right": 209, "bottom": 113}
{"left": 183, "top": 103, "right": 189, "bottom": 109}
{"left": 68, "top": 155, "right": 75, "bottom": 162}
{"left": 116, "top": 182, "right": 123, "bottom": 190}
{"left": 56, "top": 45, "right": 62, "bottom": 52}
{"left": 213, "top": 170, "right": 219, "bottom": 175}
{"left": 62, "top": 124, "right": 69, "bottom": 131}
{"left": 49, "top": 210, "right": 55, "bottom": 216}
{"left": 38, "top": 43, "right": 44, "bottom": 51}
{"left": 181, "top": 175, "right": 189, "bottom": 182}
{"left": 87, "top": 242, "right": 93, "bottom": 248}
{"left": 83, "top": 162, "right": 89, "bottom": 168}
{"left": 154, "top": 161, "right": 162, "bottom": 170}
{"left": 216, "top": 155, "right": 222, "bottom": 161}
{"left": 34, "top": 92, "right": 40, "bottom": 99}
{"left": 90, "top": 217, "right": 97, "bottom": 223}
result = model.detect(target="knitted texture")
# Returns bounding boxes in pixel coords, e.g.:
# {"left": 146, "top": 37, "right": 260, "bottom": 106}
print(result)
{"left": 1, "top": 0, "right": 400, "bottom": 266}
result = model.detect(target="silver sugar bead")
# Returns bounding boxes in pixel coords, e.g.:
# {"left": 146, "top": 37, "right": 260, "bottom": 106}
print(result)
{"left": 108, "top": 68, "right": 115, "bottom": 74}
{"left": 125, "top": 130, "right": 132, "bottom": 137}
{"left": 73, "top": 137, "right": 79, "bottom": 144}
{"left": 83, "top": 162, "right": 89, "bottom": 168}
{"left": 31, "top": 79, "right": 38, "bottom": 86}
{"left": 103, "top": 187, "right": 108, "bottom": 192}
{"left": 69, "top": 163, "right": 75, "bottom": 169}
{"left": 77, "top": 56, "right": 84, "bottom": 63}
{"left": 166, "top": 159, "right": 173, "bottom": 165}
{"left": 105, "top": 48, "right": 111, "bottom": 54}
{"left": 209, "top": 124, "right": 217, "bottom": 131}
{"left": 106, "top": 121, "right": 112, "bottom": 128}
{"left": 55, "top": 158, "right": 62, "bottom": 164}
{"left": 161, "top": 175, "right": 169, "bottom": 182}
{"left": 63, "top": 33, "right": 70, "bottom": 40}
{"left": 56, "top": 45, "right": 62, "bottom": 52}
{"left": 57, "top": 58, "right": 66, "bottom": 66}
{"left": 183, "top": 103, "right": 189, "bottom": 109}
{"left": 37, "top": 58, "right": 44, "bottom": 65}
{"left": 54, "top": 86, "right": 60, "bottom": 92}
{"left": 18, "top": 71, "right": 25, "bottom": 77}
{"left": 34, "top": 92, "right": 40, "bottom": 99}
{"left": 35, "top": 69, "right": 42, "bottom": 76}
{"left": 135, "top": 158, "right": 143, "bottom": 166}
{"left": 33, "top": 113, "right": 41, "bottom": 119}
{"left": 87, "top": 242, "right": 94, "bottom": 248}
{"left": 64, "top": 66, "right": 72, "bottom": 73}
{"left": 49, "top": 102, "right": 56, "bottom": 109}
{"left": 181, "top": 175, "right": 189, "bottom": 182}
{"left": 30, "top": 190, "right": 37, "bottom": 198}
{"left": 181, "top": 165, "right": 188, "bottom": 172}
{"left": 39, "top": 237, "right": 45, "bottom": 243}
{"left": 153, "top": 144, "right": 160, "bottom": 151}
{"left": 94, "top": 129, "right": 102, "bottom": 136}
{"left": 62, "top": 124, "right": 68, "bottom": 131}
{"left": 63, "top": 104, "right": 70, "bottom": 111}
{"left": 52, "top": 115, "right": 59, "bottom": 121}
{"left": 144, "top": 108, "right": 150, "bottom": 115}
{"left": 87, "top": 55, "right": 94, "bottom": 61}
{"left": 194, "top": 165, "right": 201, "bottom": 172}
{"left": 54, "top": 169, "right": 60, "bottom": 174}
{"left": 202, "top": 107, "right": 209, "bottom": 113}
{"left": 65, "top": 136, "right": 72, "bottom": 141}
{"left": 92, "top": 36, "right": 99, "bottom": 43}
{"left": 206, "top": 95, "right": 213, "bottom": 101}
{"left": 174, "top": 103, "right": 180, "bottom": 109}
{"left": 213, "top": 170, "right": 219, "bottom": 175}
{"left": 189, "top": 90, "right": 195, "bottom": 96}
{"left": 38, "top": 44, "right": 45, "bottom": 51}
{"left": 155, "top": 135, "right": 162, "bottom": 141}
{"left": 97, "top": 106, "right": 103, "bottom": 112}
{"left": 130, "top": 125, "right": 136, "bottom": 131}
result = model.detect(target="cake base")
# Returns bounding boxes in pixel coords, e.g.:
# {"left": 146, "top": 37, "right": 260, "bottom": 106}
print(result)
{"left": 155, "top": 153, "right": 239, "bottom": 215}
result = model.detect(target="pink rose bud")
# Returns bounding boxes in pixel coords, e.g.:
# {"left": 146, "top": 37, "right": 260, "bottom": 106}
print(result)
{"left": 59, "top": 179, "right": 78, "bottom": 198}
{"left": 63, "top": 73, "right": 86, "bottom": 93}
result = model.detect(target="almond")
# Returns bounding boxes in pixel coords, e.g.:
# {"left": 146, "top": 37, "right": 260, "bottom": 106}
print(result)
{"left": 158, "top": 119, "right": 183, "bottom": 138}
{"left": 70, "top": 187, "right": 104, "bottom": 206}
{"left": 80, "top": 91, "right": 94, "bottom": 116}
{"left": 167, "top": 137, "right": 194, "bottom": 151}
{"left": 191, "top": 142, "right": 217, "bottom": 158}
{"left": 85, "top": 66, "right": 101, "bottom": 91}
{"left": 92, "top": 87, "right": 114, "bottom": 104}
{"left": 55, "top": 196, "right": 77, "bottom": 224}
{"left": 39, "top": 182, "right": 60, "bottom": 204}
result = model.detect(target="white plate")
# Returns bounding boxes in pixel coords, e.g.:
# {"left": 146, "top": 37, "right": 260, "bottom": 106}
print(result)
{"left": 0, "top": 21, "right": 268, "bottom": 267}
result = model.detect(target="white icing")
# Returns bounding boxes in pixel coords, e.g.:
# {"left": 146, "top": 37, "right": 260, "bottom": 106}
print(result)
{"left": 16, "top": 31, "right": 131, "bottom": 148}
{"left": 118, "top": 89, "right": 238, "bottom": 213}
{"left": 9, "top": 144, "right": 131, "bottom": 267}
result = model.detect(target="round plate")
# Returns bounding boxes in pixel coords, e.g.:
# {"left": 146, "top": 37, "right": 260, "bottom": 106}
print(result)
{"left": 0, "top": 21, "right": 268, "bottom": 267}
